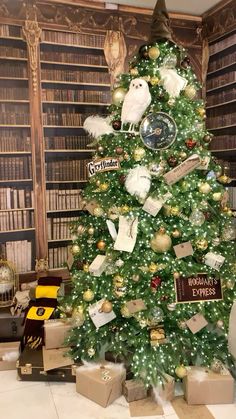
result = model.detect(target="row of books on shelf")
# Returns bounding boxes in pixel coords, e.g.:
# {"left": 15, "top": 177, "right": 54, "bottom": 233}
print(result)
{"left": 208, "top": 51, "right": 236, "bottom": 73}
{"left": 229, "top": 162, "right": 236, "bottom": 178}
{"left": 0, "top": 62, "right": 28, "bottom": 78}
{"left": 48, "top": 245, "right": 71, "bottom": 269}
{"left": 0, "top": 209, "right": 34, "bottom": 231}
{"left": 45, "top": 159, "right": 89, "bottom": 181}
{"left": 46, "top": 188, "right": 82, "bottom": 211}
{"left": 0, "top": 45, "right": 27, "bottom": 59}
{"left": 0, "top": 87, "right": 29, "bottom": 100}
{"left": 210, "top": 135, "right": 236, "bottom": 150}
{"left": 42, "top": 111, "right": 86, "bottom": 126}
{"left": 206, "top": 71, "right": 236, "bottom": 90}
{"left": 0, "top": 156, "right": 32, "bottom": 180}
{"left": 0, "top": 187, "right": 33, "bottom": 209}
{"left": 40, "top": 50, "right": 106, "bottom": 66}
{"left": 42, "top": 88, "right": 110, "bottom": 103}
{"left": 41, "top": 30, "right": 105, "bottom": 49}
{"left": 0, "top": 131, "right": 31, "bottom": 152}
{"left": 206, "top": 113, "right": 236, "bottom": 129}
{"left": 0, "top": 240, "right": 32, "bottom": 273}
{"left": 47, "top": 216, "right": 78, "bottom": 240}
{"left": 209, "top": 33, "right": 236, "bottom": 55}
{"left": 41, "top": 68, "right": 110, "bottom": 84}
{"left": 45, "top": 135, "right": 92, "bottom": 150}
{"left": 206, "top": 87, "right": 236, "bottom": 106}
{"left": 0, "top": 24, "right": 21, "bottom": 38}
{"left": 228, "top": 187, "right": 236, "bottom": 209}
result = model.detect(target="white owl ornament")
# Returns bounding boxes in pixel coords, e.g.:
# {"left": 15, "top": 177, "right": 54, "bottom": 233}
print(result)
{"left": 121, "top": 78, "right": 151, "bottom": 132}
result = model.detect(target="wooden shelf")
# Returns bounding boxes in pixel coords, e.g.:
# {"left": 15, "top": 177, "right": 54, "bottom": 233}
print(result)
{"left": 0, "top": 77, "right": 28, "bottom": 81}
{"left": 206, "top": 80, "right": 236, "bottom": 93}
{"left": 208, "top": 124, "right": 236, "bottom": 131}
{"left": 0, "top": 124, "right": 30, "bottom": 127}
{"left": 0, "top": 227, "right": 35, "bottom": 234}
{"left": 41, "top": 41, "right": 104, "bottom": 51}
{"left": 0, "top": 207, "right": 34, "bottom": 212}
{"left": 0, "top": 56, "right": 27, "bottom": 61}
{"left": 0, "top": 151, "right": 31, "bottom": 155}
{"left": 47, "top": 208, "right": 83, "bottom": 213}
{"left": 40, "top": 60, "right": 108, "bottom": 69}
{"left": 209, "top": 43, "right": 235, "bottom": 58}
{"left": 0, "top": 99, "right": 29, "bottom": 103}
{"left": 207, "top": 62, "right": 236, "bottom": 77}
{"left": 45, "top": 149, "right": 94, "bottom": 154}
{"left": 48, "top": 238, "right": 72, "bottom": 243}
{"left": 43, "top": 100, "right": 110, "bottom": 106}
{"left": 43, "top": 125, "right": 84, "bottom": 128}
{"left": 0, "top": 36, "right": 24, "bottom": 41}
{"left": 0, "top": 179, "right": 32, "bottom": 183}
{"left": 206, "top": 99, "right": 236, "bottom": 109}
{"left": 41, "top": 80, "right": 110, "bottom": 87}
{"left": 46, "top": 180, "right": 87, "bottom": 184}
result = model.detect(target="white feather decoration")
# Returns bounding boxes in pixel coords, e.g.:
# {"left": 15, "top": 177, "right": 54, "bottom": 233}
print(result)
{"left": 159, "top": 67, "right": 187, "bottom": 98}
{"left": 1, "top": 350, "right": 20, "bottom": 362}
{"left": 78, "top": 360, "right": 125, "bottom": 373}
{"left": 125, "top": 166, "right": 151, "bottom": 202}
{"left": 83, "top": 115, "right": 114, "bottom": 140}
{"left": 152, "top": 386, "right": 169, "bottom": 407}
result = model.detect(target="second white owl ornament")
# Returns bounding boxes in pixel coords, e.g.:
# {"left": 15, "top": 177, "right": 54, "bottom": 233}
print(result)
{"left": 121, "top": 78, "right": 151, "bottom": 132}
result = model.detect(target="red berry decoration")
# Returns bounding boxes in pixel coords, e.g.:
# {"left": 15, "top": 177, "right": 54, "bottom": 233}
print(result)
{"left": 185, "top": 138, "right": 197, "bottom": 149}
{"left": 151, "top": 276, "right": 162, "bottom": 291}
{"left": 167, "top": 156, "right": 178, "bottom": 167}
{"left": 112, "top": 120, "right": 121, "bottom": 131}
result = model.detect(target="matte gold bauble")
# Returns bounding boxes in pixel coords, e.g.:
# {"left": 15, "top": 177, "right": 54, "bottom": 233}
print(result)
{"left": 184, "top": 85, "right": 196, "bottom": 99}
{"left": 99, "top": 183, "right": 109, "bottom": 192}
{"left": 150, "top": 229, "right": 172, "bottom": 253}
{"left": 93, "top": 206, "right": 104, "bottom": 217}
{"left": 83, "top": 289, "right": 94, "bottom": 302}
{"left": 179, "top": 151, "right": 187, "bottom": 160}
{"left": 96, "top": 240, "right": 106, "bottom": 251}
{"left": 133, "top": 147, "right": 146, "bottom": 161}
{"left": 212, "top": 192, "right": 222, "bottom": 201}
{"left": 175, "top": 365, "right": 187, "bottom": 379}
{"left": 112, "top": 87, "right": 126, "bottom": 106}
{"left": 96, "top": 180, "right": 101, "bottom": 186}
{"left": 195, "top": 238, "right": 208, "bottom": 250}
{"left": 101, "top": 300, "right": 113, "bottom": 313}
{"left": 172, "top": 229, "right": 181, "bottom": 238}
{"left": 88, "top": 226, "right": 95, "bottom": 235}
{"left": 129, "top": 67, "right": 139, "bottom": 76}
{"left": 199, "top": 182, "right": 211, "bottom": 194}
{"left": 71, "top": 244, "right": 81, "bottom": 255}
{"left": 150, "top": 76, "right": 160, "bottom": 86}
{"left": 173, "top": 272, "right": 180, "bottom": 279}
{"left": 148, "top": 46, "right": 160, "bottom": 60}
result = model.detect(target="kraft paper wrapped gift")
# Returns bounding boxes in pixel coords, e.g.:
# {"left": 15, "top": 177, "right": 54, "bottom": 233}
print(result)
{"left": 152, "top": 373, "right": 175, "bottom": 402}
{"left": 123, "top": 379, "right": 147, "bottom": 402}
{"left": 44, "top": 319, "right": 72, "bottom": 349}
{"left": 76, "top": 363, "right": 126, "bottom": 407}
{"left": 0, "top": 341, "right": 20, "bottom": 371}
{"left": 183, "top": 366, "right": 234, "bottom": 405}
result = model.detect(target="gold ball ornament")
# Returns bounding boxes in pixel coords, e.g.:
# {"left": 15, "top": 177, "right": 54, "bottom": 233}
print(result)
{"left": 150, "top": 76, "right": 160, "bottom": 86}
{"left": 83, "top": 289, "right": 94, "bottom": 302}
{"left": 179, "top": 151, "right": 187, "bottom": 160}
{"left": 199, "top": 182, "right": 212, "bottom": 194}
{"left": 72, "top": 307, "right": 85, "bottom": 327}
{"left": 77, "top": 224, "right": 86, "bottom": 235}
{"left": 197, "top": 107, "right": 206, "bottom": 118}
{"left": 83, "top": 263, "right": 90, "bottom": 272}
{"left": 93, "top": 206, "right": 104, "bottom": 217}
{"left": 101, "top": 300, "right": 113, "bottom": 313}
{"left": 175, "top": 365, "right": 187, "bottom": 379}
{"left": 113, "top": 275, "right": 124, "bottom": 287}
{"left": 88, "top": 226, "right": 95, "bottom": 235}
{"left": 99, "top": 183, "right": 109, "bottom": 192}
{"left": 132, "top": 274, "right": 140, "bottom": 282}
{"left": 217, "top": 175, "right": 231, "bottom": 184}
{"left": 112, "top": 87, "right": 127, "bottom": 106}
{"left": 133, "top": 147, "right": 146, "bottom": 161}
{"left": 129, "top": 67, "right": 139, "bottom": 77}
{"left": 173, "top": 272, "right": 180, "bottom": 279}
{"left": 172, "top": 229, "right": 181, "bottom": 238}
{"left": 184, "top": 85, "right": 196, "bottom": 99}
{"left": 212, "top": 192, "right": 222, "bottom": 201}
{"left": 150, "top": 229, "right": 172, "bottom": 253}
{"left": 148, "top": 46, "right": 160, "bottom": 60}
{"left": 96, "top": 180, "right": 101, "bottom": 187}
{"left": 71, "top": 244, "right": 81, "bottom": 255}
{"left": 96, "top": 239, "right": 106, "bottom": 251}
{"left": 195, "top": 238, "right": 208, "bottom": 250}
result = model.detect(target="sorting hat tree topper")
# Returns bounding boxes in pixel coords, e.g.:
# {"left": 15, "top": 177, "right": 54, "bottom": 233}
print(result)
{"left": 61, "top": 0, "right": 236, "bottom": 386}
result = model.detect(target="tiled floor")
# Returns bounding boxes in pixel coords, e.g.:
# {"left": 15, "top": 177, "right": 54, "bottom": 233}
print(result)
{"left": 0, "top": 370, "right": 236, "bottom": 419}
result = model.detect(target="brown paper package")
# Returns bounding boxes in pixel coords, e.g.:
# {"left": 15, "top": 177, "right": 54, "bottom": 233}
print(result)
{"left": 0, "top": 341, "right": 20, "bottom": 371}
{"left": 44, "top": 319, "right": 72, "bottom": 349}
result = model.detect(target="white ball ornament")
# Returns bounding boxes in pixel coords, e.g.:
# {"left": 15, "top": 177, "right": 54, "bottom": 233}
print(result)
{"left": 189, "top": 209, "right": 205, "bottom": 226}
{"left": 150, "top": 228, "right": 172, "bottom": 253}
{"left": 83, "top": 289, "right": 94, "bottom": 302}
{"left": 167, "top": 303, "right": 177, "bottom": 311}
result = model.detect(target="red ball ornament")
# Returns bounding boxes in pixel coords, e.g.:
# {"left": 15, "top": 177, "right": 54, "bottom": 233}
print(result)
{"left": 185, "top": 138, "right": 197, "bottom": 149}
{"left": 151, "top": 276, "right": 162, "bottom": 291}
{"left": 112, "top": 120, "right": 121, "bottom": 131}
{"left": 167, "top": 156, "right": 178, "bottom": 167}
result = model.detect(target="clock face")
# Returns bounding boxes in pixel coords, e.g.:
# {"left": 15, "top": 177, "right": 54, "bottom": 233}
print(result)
{"left": 140, "top": 112, "right": 177, "bottom": 150}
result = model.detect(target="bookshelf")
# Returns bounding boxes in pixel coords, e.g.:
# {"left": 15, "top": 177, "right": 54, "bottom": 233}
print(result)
{"left": 0, "top": 24, "right": 35, "bottom": 275}
{"left": 206, "top": 28, "right": 236, "bottom": 210}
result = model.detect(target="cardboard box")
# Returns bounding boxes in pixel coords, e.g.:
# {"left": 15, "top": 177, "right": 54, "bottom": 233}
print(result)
{"left": 123, "top": 379, "right": 147, "bottom": 402}
{"left": 44, "top": 319, "right": 72, "bottom": 349}
{"left": 0, "top": 341, "right": 20, "bottom": 371}
{"left": 76, "top": 364, "right": 126, "bottom": 407}
{"left": 42, "top": 346, "right": 74, "bottom": 371}
{"left": 183, "top": 366, "right": 234, "bottom": 405}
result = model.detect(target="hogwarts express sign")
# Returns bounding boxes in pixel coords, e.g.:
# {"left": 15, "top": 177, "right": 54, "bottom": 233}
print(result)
{"left": 174, "top": 274, "right": 223, "bottom": 303}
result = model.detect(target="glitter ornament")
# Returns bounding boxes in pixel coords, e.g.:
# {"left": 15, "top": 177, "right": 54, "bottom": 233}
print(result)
{"left": 184, "top": 85, "right": 196, "bottom": 99}
{"left": 71, "top": 244, "right": 81, "bottom": 255}
{"left": 150, "top": 228, "right": 172, "bottom": 253}
{"left": 212, "top": 192, "right": 222, "bottom": 201}
{"left": 148, "top": 263, "right": 158, "bottom": 273}
{"left": 121, "top": 305, "right": 131, "bottom": 318}
{"left": 148, "top": 46, "right": 160, "bottom": 60}
{"left": 149, "top": 162, "right": 166, "bottom": 177}
{"left": 189, "top": 209, "right": 205, "bottom": 226}
{"left": 195, "top": 238, "right": 208, "bottom": 250}
{"left": 72, "top": 307, "right": 85, "bottom": 327}
{"left": 112, "top": 87, "right": 126, "bottom": 105}
{"left": 149, "top": 307, "right": 164, "bottom": 326}
{"left": 93, "top": 207, "right": 104, "bottom": 217}
{"left": 83, "top": 263, "right": 90, "bottom": 272}
{"left": 77, "top": 225, "right": 86, "bottom": 235}
{"left": 150, "top": 76, "right": 160, "bottom": 86}
{"left": 83, "top": 289, "right": 94, "bottom": 302}
{"left": 133, "top": 147, "right": 146, "bottom": 161}
{"left": 199, "top": 182, "right": 211, "bottom": 194}
{"left": 99, "top": 183, "right": 109, "bottom": 192}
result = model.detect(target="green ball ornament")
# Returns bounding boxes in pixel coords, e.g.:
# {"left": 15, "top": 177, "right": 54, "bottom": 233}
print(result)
{"left": 112, "top": 87, "right": 126, "bottom": 106}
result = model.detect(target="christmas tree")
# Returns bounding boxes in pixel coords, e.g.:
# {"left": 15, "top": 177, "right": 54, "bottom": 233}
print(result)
{"left": 61, "top": 0, "right": 236, "bottom": 385}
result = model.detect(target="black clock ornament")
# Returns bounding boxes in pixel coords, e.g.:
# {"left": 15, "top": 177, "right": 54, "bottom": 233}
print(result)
{"left": 140, "top": 112, "right": 177, "bottom": 150}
